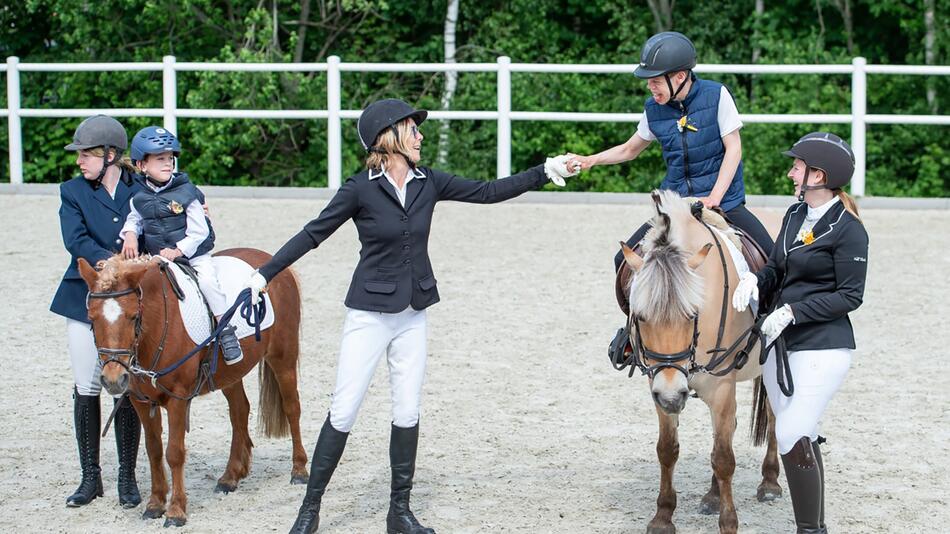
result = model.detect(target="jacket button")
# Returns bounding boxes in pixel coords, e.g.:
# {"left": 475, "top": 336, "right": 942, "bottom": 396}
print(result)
{"left": 403, "top": 231, "right": 409, "bottom": 237}
{"left": 400, "top": 216, "right": 408, "bottom": 222}
{"left": 113, "top": 216, "right": 119, "bottom": 223}
{"left": 403, "top": 245, "right": 410, "bottom": 250}
{"left": 403, "top": 259, "right": 410, "bottom": 264}
{"left": 115, "top": 239, "right": 122, "bottom": 244}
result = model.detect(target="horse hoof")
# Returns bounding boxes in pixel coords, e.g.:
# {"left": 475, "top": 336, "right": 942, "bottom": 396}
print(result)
{"left": 214, "top": 481, "right": 237, "bottom": 494}
{"left": 698, "top": 499, "right": 720, "bottom": 515}
{"left": 290, "top": 474, "right": 308, "bottom": 485}
{"left": 757, "top": 487, "right": 782, "bottom": 502}
{"left": 163, "top": 517, "right": 187, "bottom": 528}
{"left": 646, "top": 524, "right": 676, "bottom": 534}
{"left": 142, "top": 508, "right": 165, "bottom": 520}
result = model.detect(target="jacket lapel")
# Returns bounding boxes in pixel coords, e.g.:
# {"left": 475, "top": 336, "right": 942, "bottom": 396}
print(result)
{"left": 92, "top": 183, "right": 121, "bottom": 214}
{"left": 376, "top": 176, "right": 403, "bottom": 209}
{"left": 782, "top": 203, "right": 806, "bottom": 253}
{"left": 403, "top": 171, "right": 427, "bottom": 212}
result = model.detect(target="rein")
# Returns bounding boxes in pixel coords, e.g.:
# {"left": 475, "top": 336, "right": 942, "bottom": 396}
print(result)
{"left": 611, "top": 204, "right": 769, "bottom": 381}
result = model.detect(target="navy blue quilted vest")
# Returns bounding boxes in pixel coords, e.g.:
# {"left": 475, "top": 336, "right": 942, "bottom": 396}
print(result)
{"left": 131, "top": 173, "right": 214, "bottom": 258}
{"left": 644, "top": 76, "right": 746, "bottom": 211}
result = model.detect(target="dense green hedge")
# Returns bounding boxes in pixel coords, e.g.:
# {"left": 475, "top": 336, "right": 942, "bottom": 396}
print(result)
{"left": 2, "top": 0, "right": 947, "bottom": 196}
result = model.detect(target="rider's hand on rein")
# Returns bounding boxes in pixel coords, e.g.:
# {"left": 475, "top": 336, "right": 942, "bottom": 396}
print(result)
{"left": 732, "top": 271, "right": 759, "bottom": 312}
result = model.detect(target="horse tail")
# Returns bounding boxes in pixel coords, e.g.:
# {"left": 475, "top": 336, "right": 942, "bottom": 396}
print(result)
{"left": 256, "top": 266, "right": 302, "bottom": 439}
{"left": 750, "top": 376, "right": 771, "bottom": 447}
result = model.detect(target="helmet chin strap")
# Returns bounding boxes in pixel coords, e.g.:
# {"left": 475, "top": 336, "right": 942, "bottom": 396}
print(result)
{"left": 798, "top": 167, "right": 829, "bottom": 202}
{"left": 663, "top": 72, "right": 690, "bottom": 104}
{"left": 90, "top": 145, "right": 119, "bottom": 190}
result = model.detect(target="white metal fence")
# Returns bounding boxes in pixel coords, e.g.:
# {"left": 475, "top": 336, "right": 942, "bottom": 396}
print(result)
{"left": 3, "top": 55, "right": 949, "bottom": 196}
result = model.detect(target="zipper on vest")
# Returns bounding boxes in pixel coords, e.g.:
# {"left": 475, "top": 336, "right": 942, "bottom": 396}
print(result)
{"left": 677, "top": 101, "right": 693, "bottom": 196}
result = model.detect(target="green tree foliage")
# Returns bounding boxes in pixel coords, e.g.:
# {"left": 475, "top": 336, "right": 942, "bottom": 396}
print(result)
{"left": 1, "top": 0, "right": 947, "bottom": 196}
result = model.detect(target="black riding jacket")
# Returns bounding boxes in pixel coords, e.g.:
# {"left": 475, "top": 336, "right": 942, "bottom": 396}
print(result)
{"left": 756, "top": 200, "right": 869, "bottom": 351}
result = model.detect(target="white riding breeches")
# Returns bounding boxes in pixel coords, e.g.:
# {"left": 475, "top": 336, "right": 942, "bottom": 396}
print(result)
{"left": 67, "top": 319, "right": 103, "bottom": 396}
{"left": 189, "top": 253, "right": 229, "bottom": 316}
{"left": 328, "top": 306, "right": 428, "bottom": 433}
{"left": 763, "top": 347, "right": 852, "bottom": 454}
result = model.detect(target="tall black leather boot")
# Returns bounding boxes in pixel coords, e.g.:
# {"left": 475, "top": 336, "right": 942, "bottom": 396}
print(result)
{"left": 66, "top": 388, "right": 103, "bottom": 507}
{"left": 781, "top": 436, "right": 826, "bottom": 534}
{"left": 813, "top": 438, "right": 826, "bottom": 530}
{"left": 386, "top": 423, "right": 435, "bottom": 534}
{"left": 289, "top": 415, "right": 349, "bottom": 534}
{"left": 114, "top": 396, "right": 142, "bottom": 508}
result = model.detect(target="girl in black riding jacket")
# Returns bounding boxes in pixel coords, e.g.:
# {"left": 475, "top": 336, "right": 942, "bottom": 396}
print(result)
{"left": 242, "top": 98, "right": 576, "bottom": 534}
{"left": 733, "top": 132, "right": 869, "bottom": 534}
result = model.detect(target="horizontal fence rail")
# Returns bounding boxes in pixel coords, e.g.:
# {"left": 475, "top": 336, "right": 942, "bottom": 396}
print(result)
{"left": 4, "top": 55, "right": 950, "bottom": 195}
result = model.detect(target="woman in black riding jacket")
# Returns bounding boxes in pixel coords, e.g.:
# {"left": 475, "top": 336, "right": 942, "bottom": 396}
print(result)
{"left": 734, "top": 132, "right": 869, "bottom": 534}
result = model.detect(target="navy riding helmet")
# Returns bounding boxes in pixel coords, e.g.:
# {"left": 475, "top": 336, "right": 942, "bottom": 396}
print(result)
{"left": 131, "top": 126, "right": 181, "bottom": 162}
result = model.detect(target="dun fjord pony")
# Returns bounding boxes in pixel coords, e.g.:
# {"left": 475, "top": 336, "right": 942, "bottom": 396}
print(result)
{"left": 618, "top": 191, "right": 781, "bottom": 534}
{"left": 77, "top": 249, "right": 307, "bottom": 527}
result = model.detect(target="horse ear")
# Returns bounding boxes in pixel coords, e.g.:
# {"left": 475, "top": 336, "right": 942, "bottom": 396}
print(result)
{"left": 687, "top": 243, "right": 714, "bottom": 270}
{"left": 77, "top": 258, "right": 99, "bottom": 290}
{"left": 619, "top": 241, "right": 644, "bottom": 271}
{"left": 124, "top": 261, "right": 151, "bottom": 288}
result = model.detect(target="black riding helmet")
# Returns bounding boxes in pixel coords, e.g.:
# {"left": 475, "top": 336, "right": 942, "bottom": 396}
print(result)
{"left": 783, "top": 132, "right": 855, "bottom": 201}
{"left": 357, "top": 98, "right": 427, "bottom": 150}
{"left": 64, "top": 115, "right": 130, "bottom": 189}
{"left": 634, "top": 32, "right": 697, "bottom": 103}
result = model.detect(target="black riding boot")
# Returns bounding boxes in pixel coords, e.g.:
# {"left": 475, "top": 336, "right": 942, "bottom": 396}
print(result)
{"left": 114, "top": 396, "right": 142, "bottom": 508}
{"left": 66, "top": 389, "right": 103, "bottom": 507}
{"left": 386, "top": 423, "right": 435, "bottom": 534}
{"left": 813, "top": 438, "right": 826, "bottom": 530}
{"left": 608, "top": 326, "right": 631, "bottom": 366}
{"left": 289, "top": 415, "right": 349, "bottom": 534}
{"left": 781, "top": 437, "right": 826, "bottom": 534}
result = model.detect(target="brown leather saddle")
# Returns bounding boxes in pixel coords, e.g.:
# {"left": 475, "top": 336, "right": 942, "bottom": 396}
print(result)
{"left": 615, "top": 225, "right": 769, "bottom": 317}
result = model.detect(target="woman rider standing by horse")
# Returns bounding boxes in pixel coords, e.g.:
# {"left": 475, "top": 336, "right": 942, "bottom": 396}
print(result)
{"left": 242, "top": 98, "right": 576, "bottom": 534}
{"left": 50, "top": 115, "right": 142, "bottom": 508}
{"left": 734, "top": 132, "right": 868, "bottom": 533}
{"left": 564, "top": 32, "right": 774, "bottom": 361}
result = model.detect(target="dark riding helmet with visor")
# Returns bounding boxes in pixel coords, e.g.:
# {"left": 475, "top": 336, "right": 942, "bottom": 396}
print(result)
{"left": 131, "top": 126, "right": 181, "bottom": 163}
{"left": 634, "top": 32, "right": 697, "bottom": 102}
{"left": 782, "top": 132, "right": 855, "bottom": 201}
{"left": 357, "top": 98, "right": 428, "bottom": 168}
{"left": 64, "top": 115, "right": 130, "bottom": 190}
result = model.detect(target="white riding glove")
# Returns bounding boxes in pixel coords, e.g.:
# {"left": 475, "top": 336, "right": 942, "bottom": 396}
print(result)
{"left": 732, "top": 271, "right": 759, "bottom": 312}
{"left": 544, "top": 154, "right": 579, "bottom": 187}
{"left": 761, "top": 304, "right": 795, "bottom": 342}
{"left": 244, "top": 270, "right": 267, "bottom": 306}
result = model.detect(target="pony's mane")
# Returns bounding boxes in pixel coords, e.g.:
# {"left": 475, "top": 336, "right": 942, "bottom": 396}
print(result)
{"left": 93, "top": 254, "right": 153, "bottom": 292}
{"left": 630, "top": 190, "right": 705, "bottom": 324}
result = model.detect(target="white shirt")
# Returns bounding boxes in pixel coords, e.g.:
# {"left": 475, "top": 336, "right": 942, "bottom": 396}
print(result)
{"left": 636, "top": 86, "right": 743, "bottom": 142}
{"left": 797, "top": 196, "right": 840, "bottom": 238}
{"left": 368, "top": 165, "right": 425, "bottom": 208}
{"left": 120, "top": 179, "right": 210, "bottom": 257}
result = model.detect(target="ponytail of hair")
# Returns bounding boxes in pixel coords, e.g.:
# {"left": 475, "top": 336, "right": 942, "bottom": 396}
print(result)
{"left": 836, "top": 189, "right": 861, "bottom": 222}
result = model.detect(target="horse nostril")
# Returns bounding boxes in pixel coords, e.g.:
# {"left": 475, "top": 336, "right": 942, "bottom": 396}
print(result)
{"left": 119, "top": 373, "right": 129, "bottom": 390}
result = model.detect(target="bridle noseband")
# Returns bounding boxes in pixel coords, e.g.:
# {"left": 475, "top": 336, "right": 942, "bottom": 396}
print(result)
{"left": 86, "top": 286, "right": 143, "bottom": 372}
{"left": 625, "top": 314, "right": 701, "bottom": 379}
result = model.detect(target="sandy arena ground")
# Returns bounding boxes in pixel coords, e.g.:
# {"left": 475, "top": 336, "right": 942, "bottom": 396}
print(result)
{"left": 0, "top": 193, "right": 947, "bottom": 533}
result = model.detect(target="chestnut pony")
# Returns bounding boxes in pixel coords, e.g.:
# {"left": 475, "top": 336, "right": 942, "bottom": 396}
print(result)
{"left": 77, "top": 249, "right": 306, "bottom": 527}
{"left": 618, "top": 191, "right": 781, "bottom": 534}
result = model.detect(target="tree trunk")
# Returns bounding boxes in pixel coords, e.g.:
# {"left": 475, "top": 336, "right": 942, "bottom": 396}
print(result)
{"left": 925, "top": 0, "right": 937, "bottom": 113}
{"left": 437, "top": 0, "right": 460, "bottom": 167}
{"left": 831, "top": 0, "right": 854, "bottom": 55}
{"left": 750, "top": 0, "right": 765, "bottom": 103}
{"left": 294, "top": 0, "right": 312, "bottom": 63}
{"left": 646, "top": 0, "right": 674, "bottom": 33}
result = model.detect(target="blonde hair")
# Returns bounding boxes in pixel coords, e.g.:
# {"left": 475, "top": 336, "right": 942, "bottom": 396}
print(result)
{"left": 365, "top": 120, "right": 418, "bottom": 170}
{"left": 85, "top": 146, "right": 136, "bottom": 174}
{"left": 835, "top": 189, "right": 861, "bottom": 222}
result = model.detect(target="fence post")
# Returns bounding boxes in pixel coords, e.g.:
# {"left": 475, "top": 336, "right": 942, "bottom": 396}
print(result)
{"left": 851, "top": 57, "right": 867, "bottom": 197}
{"left": 496, "top": 56, "right": 511, "bottom": 179}
{"left": 327, "top": 55, "right": 342, "bottom": 190}
{"left": 7, "top": 56, "right": 22, "bottom": 185}
{"left": 163, "top": 55, "right": 177, "bottom": 135}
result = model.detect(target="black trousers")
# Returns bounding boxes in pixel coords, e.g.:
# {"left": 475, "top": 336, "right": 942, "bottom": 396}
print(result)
{"left": 612, "top": 203, "right": 774, "bottom": 272}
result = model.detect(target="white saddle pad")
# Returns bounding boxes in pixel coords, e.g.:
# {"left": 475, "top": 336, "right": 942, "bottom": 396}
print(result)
{"left": 159, "top": 256, "right": 275, "bottom": 345}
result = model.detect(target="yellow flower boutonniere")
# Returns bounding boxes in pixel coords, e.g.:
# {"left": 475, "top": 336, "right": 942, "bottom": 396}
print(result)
{"left": 168, "top": 200, "right": 184, "bottom": 215}
{"left": 795, "top": 228, "right": 816, "bottom": 245}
